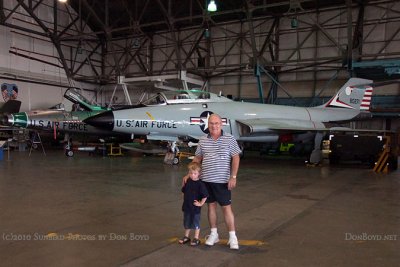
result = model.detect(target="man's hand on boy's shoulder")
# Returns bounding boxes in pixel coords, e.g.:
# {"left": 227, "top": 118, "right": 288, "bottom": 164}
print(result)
{"left": 182, "top": 174, "right": 190, "bottom": 186}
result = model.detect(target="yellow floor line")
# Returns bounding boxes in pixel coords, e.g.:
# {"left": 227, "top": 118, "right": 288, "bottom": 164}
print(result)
{"left": 169, "top": 237, "right": 267, "bottom": 246}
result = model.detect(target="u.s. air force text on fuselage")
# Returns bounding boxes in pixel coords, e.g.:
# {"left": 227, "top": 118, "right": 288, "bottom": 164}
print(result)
{"left": 29, "top": 119, "right": 88, "bottom": 132}
{"left": 116, "top": 120, "right": 177, "bottom": 129}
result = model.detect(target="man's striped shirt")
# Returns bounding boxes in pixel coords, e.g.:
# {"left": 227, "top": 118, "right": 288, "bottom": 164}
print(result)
{"left": 195, "top": 131, "right": 241, "bottom": 183}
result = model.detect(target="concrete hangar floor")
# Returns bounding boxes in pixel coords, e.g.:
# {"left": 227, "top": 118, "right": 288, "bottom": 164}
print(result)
{"left": 0, "top": 150, "right": 399, "bottom": 267}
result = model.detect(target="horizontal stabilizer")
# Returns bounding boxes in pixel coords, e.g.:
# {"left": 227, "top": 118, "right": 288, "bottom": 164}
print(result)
{"left": 328, "top": 127, "right": 391, "bottom": 133}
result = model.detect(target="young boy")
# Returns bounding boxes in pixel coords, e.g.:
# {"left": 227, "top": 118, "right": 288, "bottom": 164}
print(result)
{"left": 179, "top": 162, "right": 208, "bottom": 246}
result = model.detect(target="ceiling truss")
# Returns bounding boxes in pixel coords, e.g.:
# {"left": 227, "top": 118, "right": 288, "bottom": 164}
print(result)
{"left": 0, "top": 0, "right": 399, "bottom": 88}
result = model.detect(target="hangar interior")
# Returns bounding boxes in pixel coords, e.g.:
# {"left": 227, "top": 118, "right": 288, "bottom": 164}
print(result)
{"left": 0, "top": 1, "right": 399, "bottom": 266}
{"left": 0, "top": 0, "right": 399, "bottom": 109}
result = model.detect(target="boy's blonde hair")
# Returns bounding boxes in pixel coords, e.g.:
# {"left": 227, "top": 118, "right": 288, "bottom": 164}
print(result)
{"left": 188, "top": 162, "right": 201, "bottom": 172}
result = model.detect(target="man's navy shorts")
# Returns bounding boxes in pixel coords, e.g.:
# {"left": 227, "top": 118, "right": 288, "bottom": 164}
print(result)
{"left": 203, "top": 182, "right": 231, "bottom": 206}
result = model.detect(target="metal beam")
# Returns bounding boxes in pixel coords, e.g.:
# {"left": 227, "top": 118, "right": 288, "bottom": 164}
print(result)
{"left": 352, "top": 2, "right": 365, "bottom": 61}
{"left": 15, "top": 0, "right": 72, "bottom": 78}
{"left": 156, "top": 0, "right": 182, "bottom": 70}
{"left": 259, "top": 17, "right": 279, "bottom": 58}
{"left": 1, "top": 0, "right": 21, "bottom": 23}
{"left": 245, "top": 1, "right": 259, "bottom": 66}
{"left": 72, "top": 42, "right": 102, "bottom": 76}
{"left": 346, "top": 0, "right": 353, "bottom": 69}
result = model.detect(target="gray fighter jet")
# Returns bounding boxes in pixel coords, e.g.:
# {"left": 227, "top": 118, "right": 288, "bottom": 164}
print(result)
{"left": 84, "top": 78, "right": 375, "bottom": 163}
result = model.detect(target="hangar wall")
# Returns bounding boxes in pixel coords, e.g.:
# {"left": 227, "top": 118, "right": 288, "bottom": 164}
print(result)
{"left": 0, "top": 17, "right": 70, "bottom": 111}
{"left": 0, "top": 78, "right": 68, "bottom": 111}
{"left": 0, "top": 1, "right": 98, "bottom": 111}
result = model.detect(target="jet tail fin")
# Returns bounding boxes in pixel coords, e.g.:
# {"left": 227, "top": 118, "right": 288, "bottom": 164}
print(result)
{"left": 319, "top": 78, "right": 373, "bottom": 111}
{"left": 0, "top": 100, "right": 21, "bottom": 114}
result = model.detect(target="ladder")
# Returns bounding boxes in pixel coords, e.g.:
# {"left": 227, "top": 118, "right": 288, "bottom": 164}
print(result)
{"left": 373, "top": 135, "right": 390, "bottom": 173}
{"left": 29, "top": 131, "right": 46, "bottom": 156}
{"left": 108, "top": 143, "right": 123, "bottom": 156}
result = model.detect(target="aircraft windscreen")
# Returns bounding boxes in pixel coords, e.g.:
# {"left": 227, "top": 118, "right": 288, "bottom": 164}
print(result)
{"left": 141, "top": 93, "right": 167, "bottom": 106}
{"left": 140, "top": 90, "right": 225, "bottom": 106}
{"left": 162, "top": 90, "right": 210, "bottom": 101}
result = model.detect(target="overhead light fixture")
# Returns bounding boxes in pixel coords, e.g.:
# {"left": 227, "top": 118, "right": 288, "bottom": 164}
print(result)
{"left": 291, "top": 18, "right": 298, "bottom": 28}
{"left": 58, "top": 0, "right": 67, "bottom": 3}
{"left": 287, "top": 0, "right": 303, "bottom": 29}
{"left": 207, "top": 0, "right": 217, "bottom": 12}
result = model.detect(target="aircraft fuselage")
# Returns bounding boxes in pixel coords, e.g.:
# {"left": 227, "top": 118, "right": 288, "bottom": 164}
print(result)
{"left": 104, "top": 101, "right": 360, "bottom": 142}
{"left": 3, "top": 110, "right": 112, "bottom": 135}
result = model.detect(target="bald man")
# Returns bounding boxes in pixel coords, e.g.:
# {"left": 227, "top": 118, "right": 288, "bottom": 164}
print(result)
{"left": 186, "top": 113, "right": 241, "bottom": 249}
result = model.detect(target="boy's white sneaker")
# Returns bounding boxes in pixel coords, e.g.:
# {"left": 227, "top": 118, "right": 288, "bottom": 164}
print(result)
{"left": 205, "top": 232, "right": 219, "bottom": 246}
{"left": 228, "top": 236, "right": 239, "bottom": 250}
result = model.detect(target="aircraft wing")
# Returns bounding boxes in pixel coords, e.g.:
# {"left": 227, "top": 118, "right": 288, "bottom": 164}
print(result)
{"left": 236, "top": 118, "right": 327, "bottom": 133}
{"left": 236, "top": 118, "right": 390, "bottom": 134}
{"left": 120, "top": 143, "right": 168, "bottom": 154}
{"left": 146, "top": 132, "right": 203, "bottom": 142}
{"left": 188, "top": 134, "right": 203, "bottom": 140}
{"left": 146, "top": 133, "right": 179, "bottom": 142}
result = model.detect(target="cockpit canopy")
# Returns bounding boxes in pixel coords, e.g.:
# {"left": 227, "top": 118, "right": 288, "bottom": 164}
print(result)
{"left": 141, "top": 90, "right": 232, "bottom": 106}
{"left": 64, "top": 88, "right": 109, "bottom": 112}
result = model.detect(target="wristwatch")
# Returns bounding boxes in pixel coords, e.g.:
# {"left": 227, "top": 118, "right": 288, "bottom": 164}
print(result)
{"left": 231, "top": 175, "right": 237, "bottom": 179}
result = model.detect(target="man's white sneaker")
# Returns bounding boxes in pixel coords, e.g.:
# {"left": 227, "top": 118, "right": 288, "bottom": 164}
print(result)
{"left": 228, "top": 236, "right": 239, "bottom": 250}
{"left": 205, "top": 232, "right": 219, "bottom": 246}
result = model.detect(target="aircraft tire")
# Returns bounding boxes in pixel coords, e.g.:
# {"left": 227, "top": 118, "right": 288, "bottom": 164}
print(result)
{"left": 239, "top": 144, "right": 245, "bottom": 159}
{"left": 173, "top": 157, "right": 180, "bottom": 165}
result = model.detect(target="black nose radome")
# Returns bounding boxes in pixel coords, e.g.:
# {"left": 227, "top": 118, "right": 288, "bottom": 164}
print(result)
{"left": 83, "top": 111, "right": 115, "bottom": 131}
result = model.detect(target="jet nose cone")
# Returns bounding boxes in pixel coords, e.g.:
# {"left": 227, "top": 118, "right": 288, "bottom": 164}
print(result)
{"left": 83, "top": 111, "right": 115, "bottom": 131}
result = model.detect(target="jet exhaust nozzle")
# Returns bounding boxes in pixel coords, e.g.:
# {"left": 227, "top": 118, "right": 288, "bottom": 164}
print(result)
{"left": 0, "top": 114, "right": 12, "bottom": 126}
